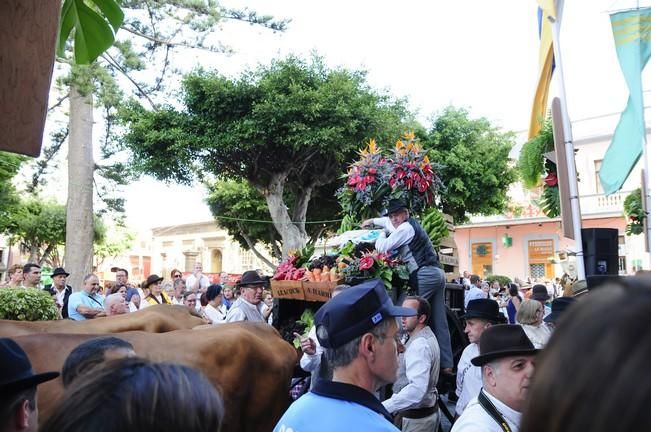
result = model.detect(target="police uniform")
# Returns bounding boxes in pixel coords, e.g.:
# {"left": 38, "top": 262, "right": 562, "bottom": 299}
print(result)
{"left": 274, "top": 380, "right": 399, "bottom": 432}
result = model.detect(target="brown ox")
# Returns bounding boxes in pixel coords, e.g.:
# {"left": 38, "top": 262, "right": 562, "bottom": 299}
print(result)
{"left": 12, "top": 322, "right": 297, "bottom": 432}
{"left": 0, "top": 304, "right": 205, "bottom": 337}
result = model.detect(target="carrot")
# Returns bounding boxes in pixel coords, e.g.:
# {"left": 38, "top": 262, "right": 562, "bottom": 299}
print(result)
{"left": 306, "top": 270, "right": 315, "bottom": 282}
{"left": 312, "top": 268, "right": 322, "bottom": 278}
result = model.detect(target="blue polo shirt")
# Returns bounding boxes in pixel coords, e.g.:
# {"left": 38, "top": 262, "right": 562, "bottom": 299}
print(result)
{"left": 67, "top": 291, "right": 105, "bottom": 321}
{"left": 274, "top": 380, "right": 398, "bottom": 432}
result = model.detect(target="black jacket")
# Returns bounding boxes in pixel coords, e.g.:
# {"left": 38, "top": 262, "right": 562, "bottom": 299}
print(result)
{"left": 43, "top": 284, "right": 73, "bottom": 319}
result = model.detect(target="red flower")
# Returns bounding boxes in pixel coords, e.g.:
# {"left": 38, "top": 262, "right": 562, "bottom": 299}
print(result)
{"left": 359, "top": 256, "right": 375, "bottom": 271}
{"left": 544, "top": 172, "right": 558, "bottom": 187}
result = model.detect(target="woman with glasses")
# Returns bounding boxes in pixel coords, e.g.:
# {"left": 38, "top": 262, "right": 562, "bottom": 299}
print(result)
{"left": 516, "top": 299, "right": 551, "bottom": 348}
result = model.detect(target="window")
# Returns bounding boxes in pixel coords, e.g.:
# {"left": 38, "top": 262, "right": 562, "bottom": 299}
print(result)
{"left": 618, "top": 256, "right": 626, "bottom": 273}
{"left": 595, "top": 160, "right": 603, "bottom": 194}
{"left": 471, "top": 242, "right": 493, "bottom": 278}
{"left": 529, "top": 263, "right": 546, "bottom": 279}
{"left": 241, "top": 250, "right": 256, "bottom": 271}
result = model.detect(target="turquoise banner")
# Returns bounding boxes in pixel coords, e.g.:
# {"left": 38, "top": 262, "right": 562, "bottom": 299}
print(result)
{"left": 600, "top": 7, "right": 651, "bottom": 195}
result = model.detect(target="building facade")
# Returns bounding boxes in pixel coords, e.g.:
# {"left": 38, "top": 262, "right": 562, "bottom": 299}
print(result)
{"left": 454, "top": 117, "right": 650, "bottom": 281}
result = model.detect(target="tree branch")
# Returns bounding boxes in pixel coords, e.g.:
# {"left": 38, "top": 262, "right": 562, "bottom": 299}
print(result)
{"left": 101, "top": 53, "right": 157, "bottom": 110}
{"left": 237, "top": 221, "right": 277, "bottom": 270}
{"left": 121, "top": 25, "right": 228, "bottom": 54}
{"left": 48, "top": 93, "right": 70, "bottom": 112}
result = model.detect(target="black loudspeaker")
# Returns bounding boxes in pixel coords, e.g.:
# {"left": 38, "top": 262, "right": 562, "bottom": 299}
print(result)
{"left": 581, "top": 228, "right": 619, "bottom": 276}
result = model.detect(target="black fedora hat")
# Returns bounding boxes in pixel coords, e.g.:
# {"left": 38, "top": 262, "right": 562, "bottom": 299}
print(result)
{"left": 143, "top": 274, "right": 164, "bottom": 289}
{"left": 236, "top": 270, "right": 267, "bottom": 287}
{"left": 462, "top": 299, "right": 505, "bottom": 323}
{"left": 383, "top": 199, "right": 408, "bottom": 216}
{"left": 544, "top": 296, "right": 577, "bottom": 323}
{"left": 531, "top": 284, "right": 550, "bottom": 301}
{"left": 51, "top": 267, "right": 70, "bottom": 277}
{"left": 471, "top": 324, "right": 539, "bottom": 366}
{"left": 0, "top": 338, "right": 59, "bottom": 393}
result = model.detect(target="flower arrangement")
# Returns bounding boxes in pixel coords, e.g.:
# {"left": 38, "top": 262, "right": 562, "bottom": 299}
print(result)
{"left": 624, "top": 188, "right": 645, "bottom": 235}
{"left": 337, "top": 133, "right": 443, "bottom": 223}
{"left": 336, "top": 241, "right": 409, "bottom": 290}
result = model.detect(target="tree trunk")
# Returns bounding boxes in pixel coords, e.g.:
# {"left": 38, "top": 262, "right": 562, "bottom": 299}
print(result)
{"left": 263, "top": 172, "right": 308, "bottom": 258}
{"left": 64, "top": 85, "right": 94, "bottom": 291}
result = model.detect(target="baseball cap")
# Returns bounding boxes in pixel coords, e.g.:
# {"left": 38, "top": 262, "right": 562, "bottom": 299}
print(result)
{"left": 0, "top": 338, "right": 59, "bottom": 393}
{"left": 315, "top": 278, "right": 416, "bottom": 349}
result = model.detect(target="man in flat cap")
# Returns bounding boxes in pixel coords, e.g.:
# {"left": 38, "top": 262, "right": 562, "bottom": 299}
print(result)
{"left": 274, "top": 279, "right": 417, "bottom": 432}
{"left": 452, "top": 325, "right": 538, "bottom": 432}
{"left": 0, "top": 338, "right": 59, "bottom": 432}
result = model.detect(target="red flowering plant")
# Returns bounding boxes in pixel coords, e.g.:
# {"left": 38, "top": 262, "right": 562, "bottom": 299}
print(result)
{"left": 337, "top": 133, "right": 443, "bottom": 226}
{"left": 387, "top": 132, "right": 443, "bottom": 214}
{"left": 336, "top": 242, "right": 409, "bottom": 290}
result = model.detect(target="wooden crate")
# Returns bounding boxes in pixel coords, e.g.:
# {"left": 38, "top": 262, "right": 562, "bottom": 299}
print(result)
{"left": 303, "top": 281, "right": 340, "bottom": 302}
{"left": 270, "top": 280, "right": 305, "bottom": 300}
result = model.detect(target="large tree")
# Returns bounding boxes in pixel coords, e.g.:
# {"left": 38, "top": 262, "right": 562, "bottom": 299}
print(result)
{"left": 122, "top": 56, "right": 409, "bottom": 256}
{"left": 205, "top": 179, "right": 340, "bottom": 266}
{"left": 2, "top": 199, "right": 106, "bottom": 267}
{"left": 423, "top": 107, "right": 516, "bottom": 223}
{"left": 38, "top": 1, "right": 287, "bottom": 288}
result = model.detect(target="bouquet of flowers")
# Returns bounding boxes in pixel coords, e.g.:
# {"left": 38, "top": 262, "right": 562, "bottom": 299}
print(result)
{"left": 337, "top": 133, "right": 443, "bottom": 224}
{"left": 336, "top": 242, "right": 409, "bottom": 290}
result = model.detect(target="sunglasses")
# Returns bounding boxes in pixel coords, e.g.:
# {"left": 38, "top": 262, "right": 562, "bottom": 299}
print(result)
{"left": 174, "top": 274, "right": 182, "bottom": 278}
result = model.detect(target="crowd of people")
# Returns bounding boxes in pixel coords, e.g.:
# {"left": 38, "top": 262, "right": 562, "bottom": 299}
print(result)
{"left": 0, "top": 262, "right": 275, "bottom": 325}
{"left": 0, "top": 198, "right": 648, "bottom": 431}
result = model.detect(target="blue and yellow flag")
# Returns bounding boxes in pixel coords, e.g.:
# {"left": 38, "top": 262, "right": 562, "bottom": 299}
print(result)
{"left": 529, "top": 1, "right": 557, "bottom": 139}
{"left": 600, "top": 7, "right": 651, "bottom": 195}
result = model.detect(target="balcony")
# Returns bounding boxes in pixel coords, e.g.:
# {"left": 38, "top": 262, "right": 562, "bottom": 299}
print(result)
{"left": 464, "top": 190, "right": 630, "bottom": 226}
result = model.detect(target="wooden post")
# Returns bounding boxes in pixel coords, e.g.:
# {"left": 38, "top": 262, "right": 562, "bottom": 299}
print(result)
{"left": 0, "top": 0, "right": 61, "bottom": 156}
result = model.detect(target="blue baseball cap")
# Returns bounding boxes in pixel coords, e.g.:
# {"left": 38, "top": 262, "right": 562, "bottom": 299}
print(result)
{"left": 315, "top": 278, "right": 416, "bottom": 349}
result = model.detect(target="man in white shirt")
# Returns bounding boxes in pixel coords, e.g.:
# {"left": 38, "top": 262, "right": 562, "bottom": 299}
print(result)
{"left": 455, "top": 299, "right": 505, "bottom": 416}
{"left": 225, "top": 271, "right": 266, "bottom": 322}
{"left": 451, "top": 325, "right": 538, "bottom": 432}
{"left": 186, "top": 262, "right": 210, "bottom": 294}
{"left": 361, "top": 199, "right": 454, "bottom": 374}
{"left": 464, "top": 275, "right": 487, "bottom": 309}
{"left": 383, "top": 296, "right": 440, "bottom": 431}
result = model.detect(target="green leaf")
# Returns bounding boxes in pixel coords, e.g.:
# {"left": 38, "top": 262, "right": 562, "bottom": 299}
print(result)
{"left": 91, "top": 0, "right": 124, "bottom": 33}
{"left": 58, "top": 0, "right": 124, "bottom": 64}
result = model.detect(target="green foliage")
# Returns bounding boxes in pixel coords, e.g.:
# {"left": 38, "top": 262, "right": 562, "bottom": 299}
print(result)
{"left": 58, "top": 0, "right": 125, "bottom": 64}
{"left": 485, "top": 274, "right": 512, "bottom": 287}
{"left": 1, "top": 199, "right": 107, "bottom": 265}
{"left": 425, "top": 107, "right": 516, "bottom": 223}
{"left": 0, "top": 288, "right": 58, "bottom": 321}
{"left": 518, "top": 119, "right": 554, "bottom": 188}
{"left": 206, "top": 179, "right": 281, "bottom": 254}
{"left": 0, "top": 151, "right": 26, "bottom": 232}
{"left": 624, "top": 188, "right": 645, "bottom": 235}
{"left": 122, "top": 55, "right": 409, "bottom": 251}
{"left": 537, "top": 184, "right": 560, "bottom": 218}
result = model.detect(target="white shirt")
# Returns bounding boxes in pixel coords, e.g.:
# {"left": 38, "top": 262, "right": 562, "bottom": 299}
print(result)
{"left": 186, "top": 274, "right": 210, "bottom": 292}
{"left": 299, "top": 326, "right": 324, "bottom": 372}
{"left": 451, "top": 390, "right": 522, "bottom": 432}
{"left": 225, "top": 297, "right": 265, "bottom": 322}
{"left": 465, "top": 286, "right": 487, "bottom": 309}
{"left": 519, "top": 323, "right": 552, "bottom": 349}
{"left": 371, "top": 217, "right": 416, "bottom": 253}
{"left": 455, "top": 343, "right": 483, "bottom": 415}
{"left": 382, "top": 334, "right": 437, "bottom": 414}
{"left": 204, "top": 303, "right": 226, "bottom": 324}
